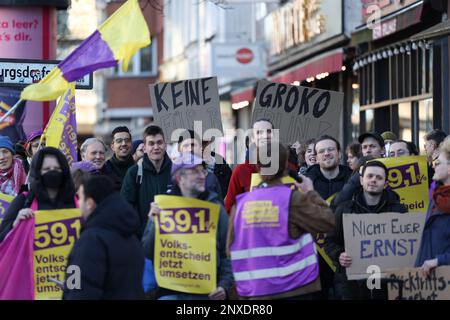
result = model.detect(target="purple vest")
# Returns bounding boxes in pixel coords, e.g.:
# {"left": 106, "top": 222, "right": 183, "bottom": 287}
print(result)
{"left": 230, "top": 185, "right": 319, "bottom": 297}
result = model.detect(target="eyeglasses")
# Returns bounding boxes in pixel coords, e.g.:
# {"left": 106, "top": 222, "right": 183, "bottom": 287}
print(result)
{"left": 114, "top": 138, "right": 131, "bottom": 144}
{"left": 317, "top": 147, "right": 336, "bottom": 155}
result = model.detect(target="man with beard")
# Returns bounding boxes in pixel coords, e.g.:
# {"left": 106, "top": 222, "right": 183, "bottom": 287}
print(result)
{"left": 104, "top": 126, "right": 135, "bottom": 188}
{"left": 415, "top": 137, "right": 450, "bottom": 276}
{"left": 304, "top": 135, "right": 352, "bottom": 299}
{"left": 305, "top": 135, "right": 352, "bottom": 201}
{"left": 325, "top": 161, "right": 407, "bottom": 299}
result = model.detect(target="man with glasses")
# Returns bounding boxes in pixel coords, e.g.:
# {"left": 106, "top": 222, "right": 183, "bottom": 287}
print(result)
{"left": 122, "top": 125, "right": 172, "bottom": 235}
{"left": 415, "top": 137, "right": 450, "bottom": 276}
{"left": 104, "top": 126, "right": 135, "bottom": 187}
{"left": 142, "top": 153, "right": 233, "bottom": 300}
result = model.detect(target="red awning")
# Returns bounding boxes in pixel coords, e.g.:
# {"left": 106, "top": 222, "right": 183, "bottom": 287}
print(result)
{"left": 231, "top": 86, "right": 255, "bottom": 104}
{"left": 269, "top": 48, "right": 344, "bottom": 84}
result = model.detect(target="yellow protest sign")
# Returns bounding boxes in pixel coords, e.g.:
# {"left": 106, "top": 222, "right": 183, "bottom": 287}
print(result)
{"left": 250, "top": 173, "right": 297, "bottom": 191}
{"left": 33, "top": 209, "right": 82, "bottom": 300}
{"left": 0, "top": 193, "right": 13, "bottom": 225}
{"left": 376, "top": 156, "right": 429, "bottom": 212}
{"left": 154, "top": 195, "right": 219, "bottom": 294}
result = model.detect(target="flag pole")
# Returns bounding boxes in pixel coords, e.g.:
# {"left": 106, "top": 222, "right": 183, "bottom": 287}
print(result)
{"left": 0, "top": 99, "right": 25, "bottom": 123}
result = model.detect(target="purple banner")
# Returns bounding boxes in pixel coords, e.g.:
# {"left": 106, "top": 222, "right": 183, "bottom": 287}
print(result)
{"left": 158, "top": 208, "right": 212, "bottom": 235}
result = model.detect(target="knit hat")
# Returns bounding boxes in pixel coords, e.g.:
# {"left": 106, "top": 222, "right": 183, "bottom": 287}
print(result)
{"left": 0, "top": 135, "right": 15, "bottom": 154}
{"left": 381, "top": 131, "right": 397, "bottom": 142}
{"left": 132, "top": 139, "right": 143, "bottom": 155}
{"left": 171, "top": 153, "right": 204, "bottom": 178}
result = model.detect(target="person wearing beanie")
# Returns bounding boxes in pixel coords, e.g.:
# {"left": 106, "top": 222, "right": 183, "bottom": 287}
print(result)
{"left": 0, "top": 135, "right": 26, "bottom": 196}
{"left": 142, "top": 153, "right": 233, "bottom": 300}
{"left": 381, "top": 131, "right": 397, "bottom": 157}
{"left": 132, "top": 139, "right": 144, "bottom": 162}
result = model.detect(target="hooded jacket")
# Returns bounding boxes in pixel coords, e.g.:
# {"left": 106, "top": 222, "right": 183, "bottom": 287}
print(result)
{"left": 305, "top": 164, "right": 353, "bottom": 201}
{"left": 121, "top": 153, "right": 172, "bottom": 234}
{"left": 63, "top": 192, "right": 144, "bottom": 299}
{"left": 104, "top": 154, "right": 135, "bottom": 185}
{"left": 415, "top": 185, "right": 450, "bottom": 267}
{"left": 0, "top": 147, "right": 77, "bottom": 242}
{"left": 141, "top": 186, "right": 233, "bottom": 299}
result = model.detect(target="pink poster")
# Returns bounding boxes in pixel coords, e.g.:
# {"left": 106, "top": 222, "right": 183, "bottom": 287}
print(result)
{"left": 0, "top": 7, "right": 56, "bottom": 135}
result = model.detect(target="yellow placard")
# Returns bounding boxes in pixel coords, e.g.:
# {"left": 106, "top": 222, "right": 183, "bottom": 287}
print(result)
{"left": 33, "top": 209, "right": 82, "bottom": 300}
{"left": 154, "top": 195, "right": 219, "bottom": 294}
{"left": 250, "top": 173, "right": 297, "bottom": 191}
{"left": 375, "top": 156, "right": 429, "bottom": 212}
{"left": 0, "top": 192, "right": 14, "bottom": 225}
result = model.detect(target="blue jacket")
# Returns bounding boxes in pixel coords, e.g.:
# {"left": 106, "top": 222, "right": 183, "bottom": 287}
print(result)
{"left": 415, "top": 200, "right": 450, "bottom": 267}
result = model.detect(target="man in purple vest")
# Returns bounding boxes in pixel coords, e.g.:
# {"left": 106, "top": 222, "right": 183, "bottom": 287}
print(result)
{"left": 227, "top": 142, "right": 335, "bottom": 299}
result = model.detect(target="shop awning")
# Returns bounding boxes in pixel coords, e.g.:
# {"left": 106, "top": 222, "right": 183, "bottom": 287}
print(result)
{"left": 269, "top": 48, "right": 344, "bottom": 84}
{"left": 410, "top": 18, "right": 450, "bottom": 41}
{"left": 231, "top": 85, "right": 255, "bottom": 105}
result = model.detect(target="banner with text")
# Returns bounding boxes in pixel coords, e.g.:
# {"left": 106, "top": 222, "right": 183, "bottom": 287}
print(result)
{"left": 154, "top": 195, "right": 219, "bottom": 294}
{"left": 149, "top": 77, "right": 223, "bottom": 142}
{"left": 376, "top": 156, "right": 429, "bottom": 212}
{"left": 251, "top": 79, "right": 343, "bottom": 144}
{"left": 343, "top": 212, "right": 426, "bottom": 280}
{"left": 387, "top": 267, "right": 450, "bottom": 300}
{"left": 33, "top": 209, "right": 82, "bottom": 300}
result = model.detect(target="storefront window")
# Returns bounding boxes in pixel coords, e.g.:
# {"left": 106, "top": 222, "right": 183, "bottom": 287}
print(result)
{"left": 399, "top": 102, "right": 412, "bottom": 141}
{"left": 418, "top": 98, "right": 433, "bottom": 145}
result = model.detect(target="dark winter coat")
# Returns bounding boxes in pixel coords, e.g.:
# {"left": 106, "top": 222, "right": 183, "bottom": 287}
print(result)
{"left": 103, "top": 154, "right": 135, "bottom": 186}
{"left": 63, "top": 192, "right": 144, "bottom": 300}
{"left": 305, "top": 164, "right": 352, "bottom": 201}
{"left": 121, "top": 153, "right": 172, "bottom": 234}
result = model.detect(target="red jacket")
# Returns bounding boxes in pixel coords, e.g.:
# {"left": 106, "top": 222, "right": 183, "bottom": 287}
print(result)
{"left": 225, "top": 161, "right": 259, "bottom": 213}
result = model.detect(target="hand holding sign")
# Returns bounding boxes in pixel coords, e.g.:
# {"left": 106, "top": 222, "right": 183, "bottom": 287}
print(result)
{"left": 13, "top": 208, "right": 34, "bottom": 228}
{"left": 339, "top": 252, "right": 352, "bottom": 268}
{"left": 421, "top": 258, "right": 438, "bottom": 278}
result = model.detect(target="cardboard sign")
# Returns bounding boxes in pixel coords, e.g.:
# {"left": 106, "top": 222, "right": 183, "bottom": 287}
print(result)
{"left": 33, "top": 209, "right": 82, "bottom": 300}
{"left": 387, "top": 267, "right": 450, "bottom": 300}
{"left": 376, "top": 156, "right": 429, "bottom": 212}
{"left": 251, "top": 79, "right": 344, "bottom": 144}
{"left": 343, "top": 213, "right": 426, "bottom": 280}
{"left": 149, "top": 77, "right": 223, "bottom": 142}
{"left": 154, "top": 195, "right": 219, "bottom": 294}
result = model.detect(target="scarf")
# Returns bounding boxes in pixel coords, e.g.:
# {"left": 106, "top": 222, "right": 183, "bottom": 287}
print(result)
{"left": 0, "top": 158, "right": 27, "bottom": 196}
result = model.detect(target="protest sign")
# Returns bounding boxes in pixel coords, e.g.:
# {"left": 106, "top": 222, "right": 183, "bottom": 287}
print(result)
{"left": 251, "top": 79, "right": 344, "bottom": 144}
{"left": 387, "top": 267, "right": 450, "bottom": 300}
{"left": 376, "top": 156, "right": 429, "bottom": 212}
{"left": 154, "top": 195, "right": 220, "bottom": 294}
{"left": 149, "top": 77, "right": 223, "bottom": 142}
{"left": 343, "top": 212, "right": 426, "bottom": 280}
{"left": 0, "top": 192, "right": 13, "bottom": 225}
{"left": 33, "top": 209, "right": 82, "bottom": 300}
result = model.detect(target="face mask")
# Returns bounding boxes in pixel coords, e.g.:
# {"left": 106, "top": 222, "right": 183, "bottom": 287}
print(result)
{"left": 42, "top": 170, "right": 64, "bottom": 189}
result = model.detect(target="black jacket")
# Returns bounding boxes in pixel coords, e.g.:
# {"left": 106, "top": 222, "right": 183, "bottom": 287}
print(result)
{"left": 325, "top": 189, "right": 408, "bottom": 270}
{"left": 0, "top": 147, "right": 77, "bottom": 242}
{"left": 305, "top": 164, "right": 352, "bottom": 201}
{"left": 63, "top": 192, "right": 144, "bottom": 300}
{"left": 103, "top": 154, "right": 135, "bottom": 187}
{"left": 330, "top": 171, "right": 361, "bottom": 209}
